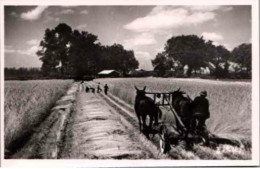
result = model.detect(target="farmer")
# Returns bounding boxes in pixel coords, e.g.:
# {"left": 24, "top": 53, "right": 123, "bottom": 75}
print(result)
{"left": 97, "top": 82, "right": 102, "bottom": 93}
{"left": 154, "top": 93, "right": 163, "bottom": 125}
{"left": 104, "top": 84, "right": 109, "bottom": 95}
{"left": 192, "top": 91, "right": 210, "bottom": 133}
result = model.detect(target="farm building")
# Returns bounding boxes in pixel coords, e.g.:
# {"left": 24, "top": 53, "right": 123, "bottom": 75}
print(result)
{"left": 129, "top": 69, "right": 154, "bottom": 77}
{"left": 98, "top": 70, "right": 120, "bottom": 78}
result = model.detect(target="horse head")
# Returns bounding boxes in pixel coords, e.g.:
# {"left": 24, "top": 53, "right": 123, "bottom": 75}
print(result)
{"left": 171, "top": 88, "right": 186, "bottom": 100}
{"left": 135, "top": 86, "right": 146, "bottom": 97}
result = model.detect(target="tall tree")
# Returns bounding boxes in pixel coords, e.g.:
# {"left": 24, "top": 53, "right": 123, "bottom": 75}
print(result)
{"left": 165, "top": 35, "right": 209, "bottom": 77}
{"left": 102, "top": 44, "right": 139, "bottom": 75}
{"left": 69, "top": 30, "right": 101, "bottom": 77}
{"left": 37, "top": 23, "right": 139, "bottom": 78}
{"left": 54, "top": 23, "right": 72, "bottom": 75}
{"left": 37, "top": 28, "right": 60, "bottom": 76}
{"left": 205, "top": 42, "right": 231, "bottom": 78}
{"left": 37, "top": 23, "right": 72, "bottom": 76}
{"left": 231, "top": 43, "right": 252, "bottom": 74}
{"left": 151, "top": 52, "right": 173, "bottom": 76}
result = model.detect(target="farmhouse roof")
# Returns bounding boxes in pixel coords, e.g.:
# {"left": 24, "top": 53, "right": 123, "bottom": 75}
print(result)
{"left": 135, "top": 68, "right": 145, "bottom": 71}
{"left": 98, "top": 70, "right": 119, "bottom": 75}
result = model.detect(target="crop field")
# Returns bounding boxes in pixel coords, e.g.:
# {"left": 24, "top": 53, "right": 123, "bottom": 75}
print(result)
{"left": 94, "top": 78, "right": 251, "bottom": 146}
{"left": 4, "top": 80, "right": 73, "bottom": 155}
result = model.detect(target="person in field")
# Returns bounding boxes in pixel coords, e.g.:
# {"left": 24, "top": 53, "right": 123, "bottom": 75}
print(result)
{"left": 104, "top": 84, "right": 109, "bottom": 95}
{"left": 192, "top": 91, "right": 210, "bottom": 133}
{"left": 97, "top": 82, "right": 102, "bottom": 93}
{"left": 85, "top": 86, "right": 90, "bottom": 92}
{"left": 155, "top": 94, "right": 163, "bottom": 125}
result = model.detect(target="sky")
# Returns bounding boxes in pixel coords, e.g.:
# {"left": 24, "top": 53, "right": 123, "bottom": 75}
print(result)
{"left": 4, "top": 5, "right": 251, "bottom": 70}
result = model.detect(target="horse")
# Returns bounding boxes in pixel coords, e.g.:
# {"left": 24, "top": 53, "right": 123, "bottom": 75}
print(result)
{"left": 170, "top": 88, "right": 194, "bottom": 148}
{"left": 134, "top": 86, "right": 161, "bottom": 138}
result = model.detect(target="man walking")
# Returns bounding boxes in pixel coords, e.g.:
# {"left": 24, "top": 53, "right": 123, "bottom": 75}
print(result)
{"left": 97, "top": 82, "right": 102, "bottom": 93}
{"left": 104, "top": 84, "right": 109, "bottom": 95}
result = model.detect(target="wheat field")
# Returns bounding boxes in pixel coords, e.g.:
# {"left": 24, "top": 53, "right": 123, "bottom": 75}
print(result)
{"left": 4, "top": 80, "right": 73, "bottom": 153}
{"left": 94, "top": 77, "right": 251, "bottom": 144}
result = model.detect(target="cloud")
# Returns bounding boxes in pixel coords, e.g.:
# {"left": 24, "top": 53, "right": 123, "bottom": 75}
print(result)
{"left": 21, "top": 6, "right": 48, "bottom": 20}
{"left": 6, "top": 45, "right": 40, "bottom": 56}
{"left": 188, "top": 6, "right": 233, "bottom": 12}
{"left": 61, "top": 6, "right": 78, "bottom": 8}
{"left": 80, "top": 10, "right": 88, "bottom": 15}
{"left": 26, "top": 39, "right": 40, "bottom": 46}
{"left": 223, "top": 43, "right": 234, "bottom": 51}
{"left": 201, "top": 32, "right": 223, "bottom": 41}
{"left": 76, "top": 24, "right": 88, "bottom": 30}
{"left": 188, "top": 6, "right": 221, "bottom": 12}
{"left": 155, "top": 46, "right": 164, "bottom": 53}
{"left": 5, "top": 45, "right": 16, "bottom": 53}
{"left": 135, "top": 51, "right": 154, "bottom": 70}
{"left": 10, "top": 12, "right": 18, "bottom": 17}
{"left": 44, "top": 11, "right": 60, "bottom": 23}
{"left": 222, "top": 7, "right": 233, "bottom": 12}
{"left": 59, "top": 9, "right": 75, "bottom": 15}
{"left": 124, "top": 33, "right": 157, "bottom": 49}
{"left": 17, "top": 45, "right": 40, "bottom": 56}
{"left": 44, "top": 16, "right": 60, "bottom": 23}
{"left": 124, "top": 6, "right": 215, "bottom": 32}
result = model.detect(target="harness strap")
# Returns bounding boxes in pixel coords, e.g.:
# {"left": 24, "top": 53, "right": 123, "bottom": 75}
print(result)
{"left": 164, "top": 97, "right": 187, "bottom": 132}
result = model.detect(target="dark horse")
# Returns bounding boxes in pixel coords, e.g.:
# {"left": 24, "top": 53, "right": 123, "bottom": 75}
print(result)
{"left": 134, "top": 86, "right": 161, "bottom": 137}
{"left": 170, "top": 88, "right": 194, "bottom": 148}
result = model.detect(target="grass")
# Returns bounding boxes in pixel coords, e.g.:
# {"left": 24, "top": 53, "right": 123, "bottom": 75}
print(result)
{"left": 94, "top": 77, "right": 251, "bottom": 145}
{"left": 4, "top": 80, "right": 73, "bottom": 154}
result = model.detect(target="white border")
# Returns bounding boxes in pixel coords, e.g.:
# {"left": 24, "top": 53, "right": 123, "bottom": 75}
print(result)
{"left": 1, "top": 0, "right": 259, "bottom": 167}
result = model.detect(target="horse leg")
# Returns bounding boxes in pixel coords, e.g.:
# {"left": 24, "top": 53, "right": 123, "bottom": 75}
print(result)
{"left": 149, "top": 115, "right": 154, "bottom": 129}
{"left": 142, "top": 114, "right": 149, "bottom": 138}
{"left": 184, "top": 119, "right": 193, "bottom": 150}
{"left": 137, "top": 115, "right": 142, "bottom": 132}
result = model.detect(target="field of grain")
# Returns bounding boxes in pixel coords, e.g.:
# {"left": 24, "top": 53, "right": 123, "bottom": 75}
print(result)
{"left": 4, "top": 80, "right": 73, "bottom": 154}
{"left": 94, "top": 77, "right": 251, "bottom": 145}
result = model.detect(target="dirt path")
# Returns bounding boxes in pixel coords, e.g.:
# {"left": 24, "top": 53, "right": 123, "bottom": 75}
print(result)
{"left": 60, "top": 91, "right": 166, "bottom": 159}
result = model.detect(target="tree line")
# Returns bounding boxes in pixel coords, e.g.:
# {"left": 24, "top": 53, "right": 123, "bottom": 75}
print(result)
{"left": 5, "top": 67, "right": 42, "bottom": 80}
{"left": 36, "top": 23, "right": 139, "bottom": 78}
{"left": 5, "top": 23, "right": 251, "bottom": 80}
{"left": 152, "top": 35, "right": 251, "bottom": 79}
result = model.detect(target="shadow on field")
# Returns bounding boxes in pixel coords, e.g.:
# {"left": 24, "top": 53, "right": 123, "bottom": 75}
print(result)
{"left": 5, "top": 107, "right": 54, "bottom": 159}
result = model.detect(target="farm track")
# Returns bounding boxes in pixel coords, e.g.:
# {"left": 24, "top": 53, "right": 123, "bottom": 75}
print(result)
{"left": 59, "top": 88, "right": 168, "bottom": 159}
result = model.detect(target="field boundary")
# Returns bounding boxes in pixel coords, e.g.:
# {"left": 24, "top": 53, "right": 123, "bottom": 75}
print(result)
{"left": 8, "top": 83, "right": 79, "bottom": 159}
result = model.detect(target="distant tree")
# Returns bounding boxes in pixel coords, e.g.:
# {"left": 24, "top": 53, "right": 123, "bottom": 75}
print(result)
{"left": 37, "top": 28, "right": 60, "bottom": 76}
{"left": 206, "top": 43, "right": 231, "bottom": 78}
{"left": 4, "top": 67, "right": 42, "bottom": 80}
{"left": 69, "top": 30, "right": 101, "bottom": 77}
{"left": 165, "top": 35, "right": 209, "bottom": 77}
{"left": 151, "top": 52, "right": 173, "bottom": 76}
{"left": 54, "top": 23, "right": 73, "bottom": 75}
{"left": 102, "top": 44, "right": 139, "bottom": 75}
{"left": 37, "top": 23, "right": 72, "bottom": 76}
{"left": 37, "top": 23, "right": 139, "bottom": 78}
{"left": 231, "top": 43, "right": 252, "bottom": 74}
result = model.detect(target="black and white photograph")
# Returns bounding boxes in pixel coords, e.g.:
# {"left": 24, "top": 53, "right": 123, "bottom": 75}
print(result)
{"left": 1, "top": 0, "right": 259, "bottom": 167}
